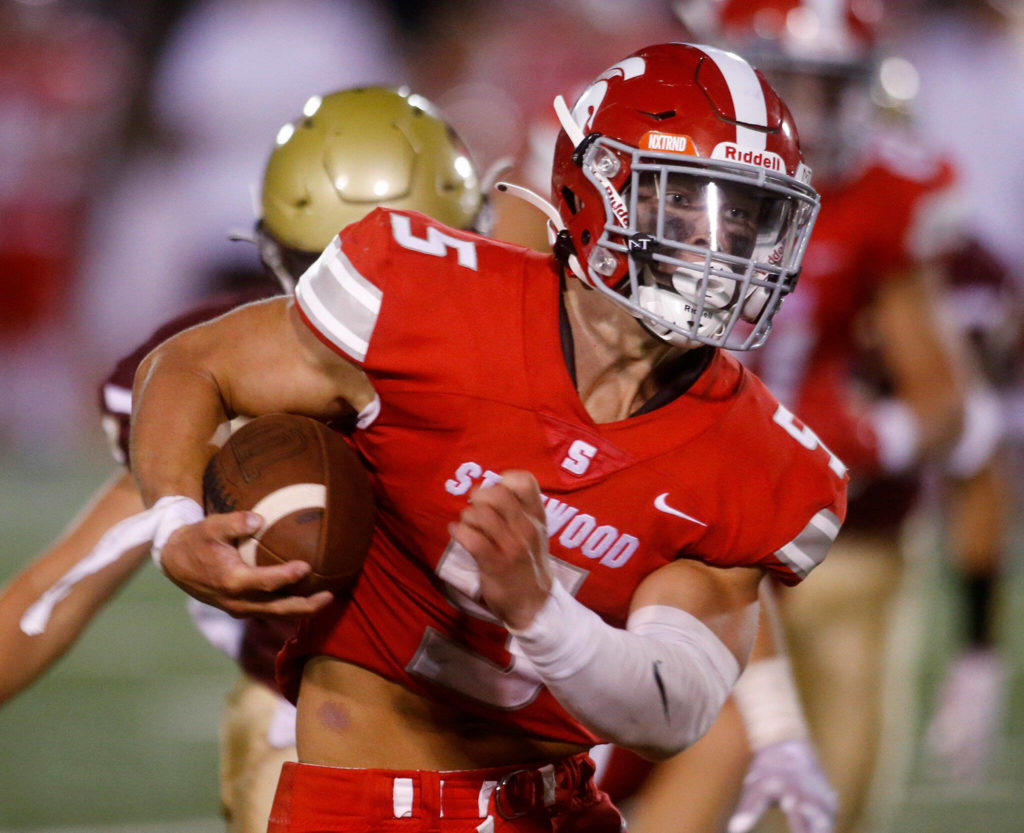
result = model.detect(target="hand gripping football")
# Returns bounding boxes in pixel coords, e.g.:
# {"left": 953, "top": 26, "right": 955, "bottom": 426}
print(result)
{"left": 202, "top": 413, "right": 375, "bottom": 595}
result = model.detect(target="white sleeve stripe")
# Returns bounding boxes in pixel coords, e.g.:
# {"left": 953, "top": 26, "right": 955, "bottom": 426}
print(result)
{"left": 810, "top": 508, "right": 841, "bottom": 541}
{"left": 295, "top": 278, "right": 371, "bottom": 361}
{"left": 774, "top": 509, "right": 842, "bottom": 578}
{"left": 294, "top": 243, "right": 382, "bottom": 363}
{"left": 356, "top": 395, "right": 381, "bottom": 430}
{"left": 777, "top": 541, "right": 816, "bottom": 576}
{"left": 325, "top": 250, "right": 382, "bottom": 314}
{"left": 693, "top": 44, "right": 767, "bottom": 150}
{"left": 103, "top": 383, "right": 133, "bottom": 416}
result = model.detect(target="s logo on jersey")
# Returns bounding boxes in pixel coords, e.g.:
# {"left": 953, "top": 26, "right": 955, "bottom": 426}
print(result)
{"left": 560, "top": 439, "right": 597, "bottom": 475}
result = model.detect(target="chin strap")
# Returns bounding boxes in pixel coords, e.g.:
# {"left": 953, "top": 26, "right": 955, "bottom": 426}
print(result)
{"left": 481, "top": 157, "right": 515, "bottom": 194}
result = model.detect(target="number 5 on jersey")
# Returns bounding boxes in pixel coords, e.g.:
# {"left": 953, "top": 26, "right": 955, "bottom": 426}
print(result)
{"left": 390, "top": 214, "right": 478, "bottom": 270}
{"left": 773, "top": 403, "right": 847, "bottom": 478}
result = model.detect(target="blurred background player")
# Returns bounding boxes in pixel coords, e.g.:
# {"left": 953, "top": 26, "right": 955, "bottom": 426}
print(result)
{"left": 0, "top": 0, "right": 134, "bottom": 457}
{"left": 634, "top": 2, "right": 1007, "bottom": 831}
{"left": 885, "top": 0, "right": 1024, "bottom": 787}
{"left": 0, "top": 85, "right": 489, "bottom": 833}
{"left": 911, "top": 241, "right": 1019, "bottom": 785}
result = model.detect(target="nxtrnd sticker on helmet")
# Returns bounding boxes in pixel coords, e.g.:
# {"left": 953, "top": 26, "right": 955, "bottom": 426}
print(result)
{"left": 641, "top": 132, "right": 699, "bottom": 156}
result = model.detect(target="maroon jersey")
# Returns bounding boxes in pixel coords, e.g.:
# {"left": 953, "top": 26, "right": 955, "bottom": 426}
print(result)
{"left": 99, "top": 287, "right": 277, "bottom": 464}
{"left": 279, "top": 208, "right": 848, "bottom": 745}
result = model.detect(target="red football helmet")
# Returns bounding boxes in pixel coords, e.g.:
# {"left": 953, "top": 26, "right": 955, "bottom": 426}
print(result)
{"left": 550, "top": 42, "right": 819, "bottom": 350}
{"left": 677, "top": 0, "right": 884, "bottom": 180}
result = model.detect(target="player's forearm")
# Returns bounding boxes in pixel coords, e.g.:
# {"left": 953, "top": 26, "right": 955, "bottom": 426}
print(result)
{"left": 131, "top": 339, "right": 231, "bottom": 506}
{"left": 748, "top": 579, "right": 783, "bottom": 661}
{"left": 727, "top": 580, "right": 810, "bottom": 750}
{"left": 0, "top": 543, "right": 149, "bottom": 706}
{"left": 0, "top": 474, "right": 148, "bottom": 706}
{"left": 875, "top": 270, "right": 967, "bottom": 458}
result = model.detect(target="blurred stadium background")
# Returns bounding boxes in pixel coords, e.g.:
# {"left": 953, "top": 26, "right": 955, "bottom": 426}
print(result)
{"left": 2, "top": 0, "right": 1023, "bottom": 831}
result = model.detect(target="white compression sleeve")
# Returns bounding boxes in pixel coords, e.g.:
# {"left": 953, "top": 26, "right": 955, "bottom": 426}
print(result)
{"left": 510, "top": 581, "right": 741, "bottom": 759}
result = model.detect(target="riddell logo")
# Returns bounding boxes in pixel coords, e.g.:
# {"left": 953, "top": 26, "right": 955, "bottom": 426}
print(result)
{"left": 598, "top": 177, "right": 630, "bottom": 227}
{"left": 641, "top": 131, "right": 698, "bottom": 155}
{"left": 712, "top": 142, "right": 785, "bottom": 173}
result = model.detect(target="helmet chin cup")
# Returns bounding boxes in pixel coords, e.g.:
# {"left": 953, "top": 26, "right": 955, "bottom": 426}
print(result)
{"left": 635, "top": 272, "right": 729, "bottom": 347}
{"left": 740, "top": 284, "right": 771, "bottom": 321}
{"left": 670, "top": 267, "right": 734, "bottom": 314}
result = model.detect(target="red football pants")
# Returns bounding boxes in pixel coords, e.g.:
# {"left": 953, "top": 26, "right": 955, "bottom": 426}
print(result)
{"left": 267, "top": 752, "right": 625, "bottom": 832}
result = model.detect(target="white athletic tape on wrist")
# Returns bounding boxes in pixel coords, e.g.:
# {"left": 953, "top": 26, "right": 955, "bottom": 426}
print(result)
{"left": 947, "top": 387, "right": 1004, "bottom": 478}
{"left": 19, "top": 495, "right": 203, "bottom": 636}
{"left": 731, "top": 656, "right": 809, "bottom": 751}
{"left": 869, "top": 399, "right": 920, "bottom": 474}
{"left": 151, "top": 496, "right": 205, "bottom": 571}
{"left": 510, "top": 581, "right": 740, "bottom": 757}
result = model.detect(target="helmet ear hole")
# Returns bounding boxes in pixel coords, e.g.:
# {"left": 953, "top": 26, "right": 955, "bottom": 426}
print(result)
{"left": 561, "top": 187, "right": 578, "bottom": 215}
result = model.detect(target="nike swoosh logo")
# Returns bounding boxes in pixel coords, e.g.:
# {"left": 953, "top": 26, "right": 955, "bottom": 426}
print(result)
{"left": 652, "top": 660, "right": 670, "bottom": 719}
{"left": 654, "top": 493, "right": 708, "bottom": 527}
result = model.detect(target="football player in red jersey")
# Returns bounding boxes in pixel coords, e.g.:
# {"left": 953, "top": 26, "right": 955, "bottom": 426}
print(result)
{"left": 0, "top": 86, "right": 488, "bottom": 833}
{"left": 609, "top": 4, "right": 999, "bottom": 833}
{"left": 128, "top": 43, "right": 847, "bottom": 833}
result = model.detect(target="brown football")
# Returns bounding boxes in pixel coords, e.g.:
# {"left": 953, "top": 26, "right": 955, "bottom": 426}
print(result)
{"left": 202, "top": 413, "right": 375, "bottom": 595}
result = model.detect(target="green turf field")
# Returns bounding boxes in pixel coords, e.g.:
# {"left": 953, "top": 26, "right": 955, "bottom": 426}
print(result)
{"left": 1, "top": 445, "right": 1021, "bottom": 832}
{"left": 0, "top": 449, "right": 235, "bottom": 832}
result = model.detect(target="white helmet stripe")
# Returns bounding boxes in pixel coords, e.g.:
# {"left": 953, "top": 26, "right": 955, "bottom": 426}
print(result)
{"left": 693, "top": 44, "right": 768, "bottom": 150}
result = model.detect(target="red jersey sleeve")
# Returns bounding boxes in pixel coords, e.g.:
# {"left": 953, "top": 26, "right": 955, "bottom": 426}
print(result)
{"left": 293, "top": 207, "right": 537, "bottom": 383}
{"left": 692, "top": 363, "right": 849, "bottom": 586}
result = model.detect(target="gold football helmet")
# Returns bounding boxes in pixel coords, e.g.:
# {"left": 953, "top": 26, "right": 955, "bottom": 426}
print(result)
{"left": 258, "top": 86, "right": 487, "bottom": 289}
